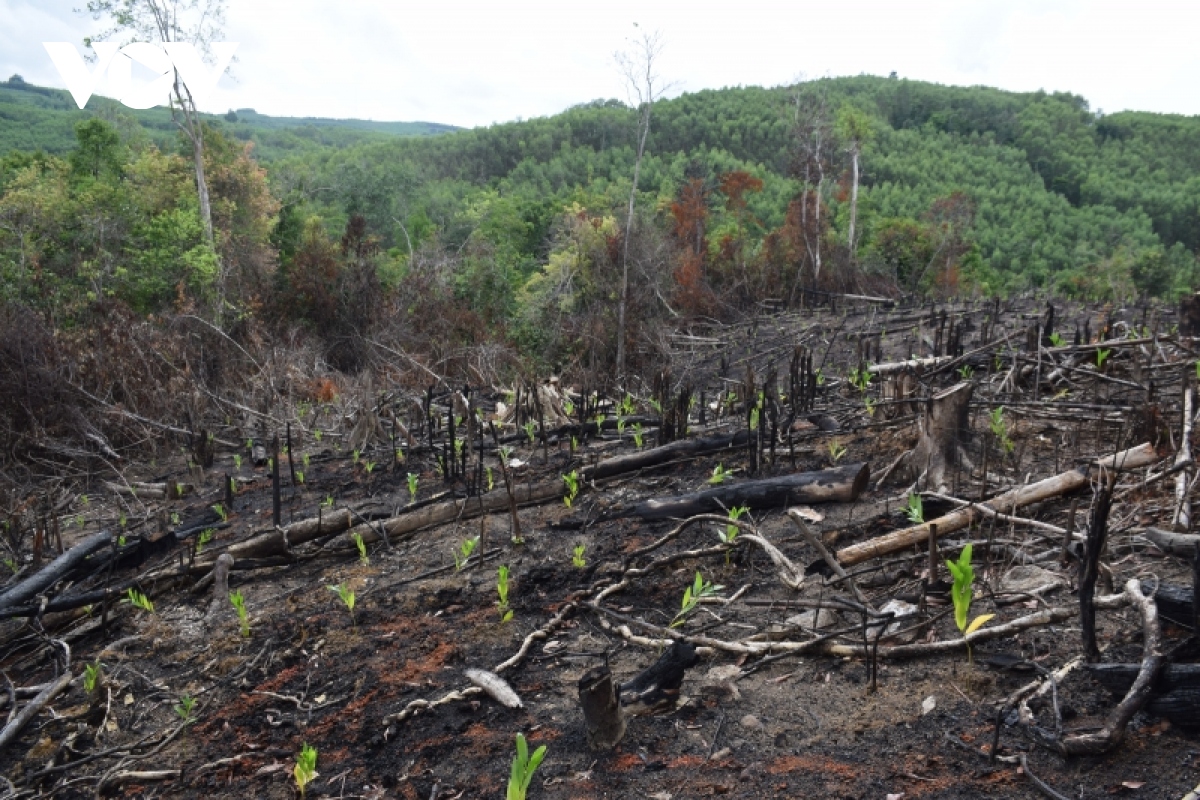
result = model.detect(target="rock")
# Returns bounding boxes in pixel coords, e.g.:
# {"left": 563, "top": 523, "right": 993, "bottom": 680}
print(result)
{"left": 921, "top": 695, "right": 937, "bottom": 716}
{"left": 878, "top": 598, "right": 920, "bottom": 642}
{"left": 700, "top": 665, "right": 742, "bottom": 701}
{"left": 739, "top": 714, "right": 762, "bottom": 730}
{"left": 999, "top": 564, "right": 1064, "bottom": 594}
{"left": 785, "top": 606, "right": 840, "bottom": 630}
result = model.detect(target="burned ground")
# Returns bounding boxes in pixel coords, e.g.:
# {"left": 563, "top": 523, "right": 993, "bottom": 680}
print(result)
{"left": 1, "top": 295, "right": 1198, "bottom": 799}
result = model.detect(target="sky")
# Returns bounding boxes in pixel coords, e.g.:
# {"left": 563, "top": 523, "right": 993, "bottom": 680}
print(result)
{"left": 2, "top": 0, "right": 1199, "bottom": 128}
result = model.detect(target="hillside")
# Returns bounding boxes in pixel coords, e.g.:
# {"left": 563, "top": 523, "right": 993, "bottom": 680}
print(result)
{"left": 0, "top": 75, "right": 459, "bottom": 160}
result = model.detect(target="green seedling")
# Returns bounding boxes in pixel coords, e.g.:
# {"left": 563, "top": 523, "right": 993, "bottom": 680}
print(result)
{"left": 671, "top": 571, "right": 724, "bottom": 628}
{"left": 496, "top": 565, "right": 514, "bottom": 623}
{"left": 988, "top": 407, "right": 1014, "bottom": 454}
{"left": 507, "top": 733, "right": 547, "bottom": 800}
{"left": 117, "top": 535, "right": 127, "bottom": 547}
{"left": 394, "top": 447, "right": 405, "bottom": 464}
{"left": 945, "top": 544, "right": 994, "bottom": 665}
{"left": 864, "top": 396, "right": 877, "bottom": 417}
{"left": 815, "top": 367, "right": 826, "bottom": 386}
{"left": 353, "top": 532, "right": 369, "bottom": 566}
{"left": 232, "top": 453, "right": 242, "bottom": 470}
{"left": 229, "top": 590, "right": 250, "bottom": 637}
{"left": 562, "top": 470, "right": 580, "bottom": 508}
{"left": 523, "top": 421, "right": 537, "bottom": 444}
{"left": 563, "top": 398, "right": 575, "bottom": 416}
{"left": 455, "top": 535, "right": 479, "bottom": 571}
{"left": 197, "top": 528, "right": 214, "bottom": 553}
{"left": 328, "top": 583, "right": 356, "bottom": 626}
{"left": 453, "top": 438, "right": 465, "bottom": 461}
{"left": 407, "top": 472, "right": 419, "bottom": 503}
{"left": 498, "top": 444, "right": 514, "bottom": 466}
{"left": 246, "top": 438, "right": 253, "bottom": 452}
{"left": 903, "top": 493, "right": 924, "bottom": 524}
{"left": 267, "top": 458, "right": 274, "bottom": 473}
{"left": 3, "top": 557, "right": 16, "bottom": 574}
{"left": 352, "top": 449, "right": 360, "bottom": 465}
{"left": 1096, "top": 348, "right": 1112, "bottom": 369}
{"left": 80, "top": 494, "right": 89, "bottom": 506}
{"left": 169, "top": 511, "right": 181, "bottom": 527}
{"left": 828, "top": 440, "right": 847, "bottom": 463}
{"left": 957, "top": 364, "right": 974, "bottom": 380}
{"left": 570, "top": 435, "right": 579, "bottom": 452}
{"left": 708, "top": 463, "right": 734, "bottom": 485}
{"left": 748, "top": 405, "right": 760, "bottom": 431}
{"left": 302, "top": 452, "right": 311, "bottom": 468}
{"left": 616, "top": 416, "right": 627, "bottom": 436}
{"left": 119, "top": 512, "right": 127, "bottom": 528}
{"left": 848, "top": 366, "right": 872, "bottom": 392}
{"left": 620, "top": 393, "right": 636, "bottom": 416}
{"left": 123, "top": 588, "right": 154, "bottom": 614}
{"left": 174, "top": 694, "right": 196, "bottom": 723}
{"left": 322, "top": 494, "right": 335, "bottom": 508}
{"left": 364, "top": 460, "right": 376, "bottom": 475}
{"left": 486, "top": 465, "right": 495, "bottom": 492}
{"left": 313, "top": 429, "right": 323, "bottom": 443}
{"left": 572, "top": 544, "right": 586, "bottom": 568}
{"left": 632, "top": 422, "right": 644, "bottom": 448}
{"left": 296, "top": 470, "right": 305, "bottom": 484}
{"left": 720, "top": 505, "right": 749, "bottom": 563}
{"left": 83, "top": 660, "right": 103, "bottom": 694}
{"left": 76, "top": 514, "right": 85, "bottom": 529}
{"left": 1048, "top": 332, "right": 1066, "bottom": 347}
{"left": 294, "top": 743, "right": 318, "bottom": 798}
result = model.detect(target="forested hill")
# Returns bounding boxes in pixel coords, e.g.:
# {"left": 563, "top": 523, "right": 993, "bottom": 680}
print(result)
{"left": 0, "top": 75, "right": 458, "bottom": 159}
{"left": 262, "top": 75, "right": 1200, "bottom": 302}
{"left": 2, "top": 73, "right": 1199, "bottom": 370}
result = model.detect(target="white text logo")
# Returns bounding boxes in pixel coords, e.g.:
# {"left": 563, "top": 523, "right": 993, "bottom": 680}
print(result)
{"left": 42, "top": 41, "right": 238, "bottom": 110}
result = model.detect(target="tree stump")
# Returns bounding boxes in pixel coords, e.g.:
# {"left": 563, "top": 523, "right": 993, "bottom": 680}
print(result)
{"left": 578, "top": 666, "right": 626, "bottom": 750}
{"left": 908, "top": 381, "right": 974, "bottom": 492}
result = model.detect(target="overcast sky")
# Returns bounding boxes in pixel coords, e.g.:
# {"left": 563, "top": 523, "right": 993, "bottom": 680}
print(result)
{"left": 3, "top": 0, "right": 1198, "bottom": 128}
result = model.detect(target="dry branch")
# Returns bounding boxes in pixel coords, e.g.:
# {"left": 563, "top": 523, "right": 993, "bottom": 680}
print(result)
{"left": 837, "top": 443, "right": 1159, "bottom": 566}
{"left": 0, "top": 531, "right": 110, "bottom": 612}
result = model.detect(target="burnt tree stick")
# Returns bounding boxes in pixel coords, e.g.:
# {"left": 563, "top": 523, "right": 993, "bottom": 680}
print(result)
{"left": 581, "top": 430, "right": 750, "bottom": 482}
{"left": 836, "top": 442, "right": 1160, "bottom": 566}
{"left": 0, "top": 531, "right": 110, "bottom": 612}
{"left": 1080, "top": 481, "right": 1114, "bottom": 662}
{"left": 578, "top": 666, "right": 626, "bottom": 750}
{"left": 604, "top": 462, "right": 869, "bottom": 521}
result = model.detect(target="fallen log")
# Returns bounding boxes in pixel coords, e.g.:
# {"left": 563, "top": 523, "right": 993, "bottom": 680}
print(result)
{"left": 1142, "top": 527, "right": 1200, "bottom": 558}
{"left": 582, "top": 430, "right": 749, "bottom": 481}
{"left": 837, "top": 443, "right": 1160, "bottom": 566}
{"left": 1139, "top": 580, "right": 1195, "bottom": 630}
{"left": 1086, "top": 663, "right": 1200, "bottom": 727}
{"left": 0, "top": 531, "right": 111, "bottom": 612}
{"left": 602, "top": 462, "right": 869, "bottom": 521}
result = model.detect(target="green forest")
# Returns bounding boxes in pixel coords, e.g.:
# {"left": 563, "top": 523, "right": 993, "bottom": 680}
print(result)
{"left": 2, "top": 71, "right": 1199, "bottom": 373}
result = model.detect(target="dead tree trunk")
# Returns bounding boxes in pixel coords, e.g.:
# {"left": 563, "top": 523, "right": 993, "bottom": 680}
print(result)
{"left": 908, "top": 381, "right": 974, "bottom": 491}
{"left": 837, "top": 443, "right": 1159, "bottom": 566}
{"left": 578, "top": 666, "right": 626, "bottom": 750}
{"left": 605, "top": 462, "right": 869, "bottom": 521}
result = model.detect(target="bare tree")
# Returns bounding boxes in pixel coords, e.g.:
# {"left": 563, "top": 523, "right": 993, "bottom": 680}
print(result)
{"left": 83, "top": 0, "right": 231, "bottom": 318}
{"left": 614, "top": 28, "right": 672, "bottom": 382}
{"left": 790, "top": 81, "right": 833, "bottom": 287}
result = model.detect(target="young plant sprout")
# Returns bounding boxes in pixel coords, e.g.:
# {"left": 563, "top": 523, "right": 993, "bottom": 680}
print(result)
{"left": 229, "top": 590, "right": 250, "bottom": 637}
{"left": 407, "top": 472, "right": 419, "bottom": 503}
{"left": 322, "top": 494, "right": 335, "bottom": 508}
{"left": 294, "top": 743, "right": 318, "bottom": 798}
{"left": 719, "top": 506, "right": 749, "bottom": 563}
{"left": 632, "top": 422, "right": 644, "bottom": 448}
{"left": 233, "top": 454, "right": 242, "bottom": 470}
{"left": 989, "top": 407, "right": 1014, "bottom": 454}
{"left": 571, "top": 543, "right": 586, "bottom": 568}
{"left": 945, "top": 544, "right": 994, "bottom": 665}
{"left": 353, "top": 532, "right": 369, "bottom": 566}
{"left": 197, "top": 528, "right": 214, "bottom": 553}
{"left": 708, "top": 463, "right": 733, "bottom": 485}
{"left": 174, "top": 694, "right": 196, "bottom": 723}
{"left": 328, "top": 583, "right": 356, "bottom": 626}
{"left": 562, "top": 470, "right": 580, "bottom": 508}
{"left": 903, "top": 493, "right": 924, "bottom": 524}
{"left": 486, "top": 465, "right": 495, "bottom": 492}
{"left": 123, "top": 588, "right": 154, "bottom": 614}
{"left": 523, "top": 420, "right": 537, "bottom": 444}
{"left": 506, "top": 733, "right": 547, "bottom": 800}
{"left": 496, "top": 565, "right": 514, "bottom": 622}
{"left": 455, "top": 536, "right": 479, "bottom": 571}
{"left": 1096, "top": 348, "right": 1112, "bottom": 369}
{"left": 83, "top": 661, "right": 103, "bottom": 694}
{"left": 671, "top": 571, "right": 723, "bottom": 628}
{"left": 828, "top": 439, "right": 847, "bottom": 463}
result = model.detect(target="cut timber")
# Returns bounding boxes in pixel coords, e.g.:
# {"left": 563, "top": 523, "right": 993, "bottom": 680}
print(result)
{"left": 0, "top": 531, "right": 110, "bottom": 612}
{"left": 837, "top": 442, "right": 1160, "bottom": 566}
{"left": 909, "top": 381, "right": 973, "bottom": 491}
{"left": 1086, "top": 663, "right": 1200, "bottom": 727}
{"left": 604, "top": 462, "right": 869, "bottom": 521}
